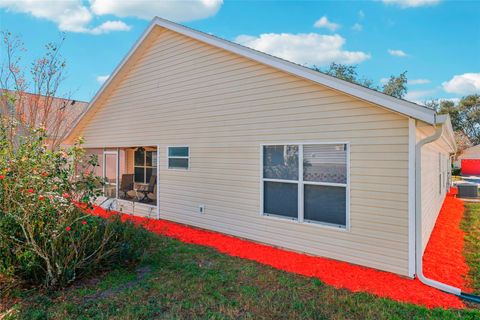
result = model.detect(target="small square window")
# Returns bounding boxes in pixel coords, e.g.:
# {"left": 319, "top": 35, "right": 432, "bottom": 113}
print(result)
{"left": 168, "top": 147, "right": 189, "bottom": 169}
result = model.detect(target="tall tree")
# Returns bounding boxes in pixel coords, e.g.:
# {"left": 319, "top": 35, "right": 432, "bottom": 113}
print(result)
{"left": 456, "top": 95, "right": 480, "bottom": 145}
{"left": 454, "top": 131, "right": 473, "bottom": 154}
{"left": 0, "top": 31, "right": 85, "bottom": 148}
{"left": 428, "top": 95, "right": 480, "bottom": 146}
{"left": 382, "top": 71, "right": 408, "bottom": 99}
{"left": 313, "top": 63, "right": 408, "bottom": 99}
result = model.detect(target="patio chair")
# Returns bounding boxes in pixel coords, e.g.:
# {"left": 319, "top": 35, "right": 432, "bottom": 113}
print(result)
{"left": 139, "top": 175, "right": 157, "bottom": 194}
{"left": 129, "top": 175, "right": 157, "bottom": 202}
{"left": 147, "top": 185, "right": 157, "bottom": 203}
{"left": 118, "top": 174, "right": 134, "bottom": 199}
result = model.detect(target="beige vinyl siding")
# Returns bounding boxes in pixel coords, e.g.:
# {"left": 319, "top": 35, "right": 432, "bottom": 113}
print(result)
{"left": 78, "top": 27, "right": 410, "bottom": 276}
{"left": 416, "top": 123, "right": 452, "bottom": 252}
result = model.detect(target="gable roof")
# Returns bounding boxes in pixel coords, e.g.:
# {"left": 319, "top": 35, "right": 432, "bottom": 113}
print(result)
{"left": 66, "top": 16, "right": 441, "bottom": 142}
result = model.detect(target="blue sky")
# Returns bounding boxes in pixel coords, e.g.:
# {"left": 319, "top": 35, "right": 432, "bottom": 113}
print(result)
{"left": 0, "top": 0, "right": 479, "bottom": 104}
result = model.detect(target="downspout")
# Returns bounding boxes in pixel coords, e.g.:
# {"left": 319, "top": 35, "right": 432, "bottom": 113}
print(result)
{"left": 415, "top": 120, "right": 480, "bottom": 303}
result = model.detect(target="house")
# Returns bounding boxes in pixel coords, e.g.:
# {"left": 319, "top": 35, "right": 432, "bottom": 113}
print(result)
{"left": 455, "top": 145, "right": 480, "bottom": 175}
{"left": 64, "top": 17, "right": 457, "bottom": 283}
{"left": 0, "top": 89, "right": 88, "bottom": 146}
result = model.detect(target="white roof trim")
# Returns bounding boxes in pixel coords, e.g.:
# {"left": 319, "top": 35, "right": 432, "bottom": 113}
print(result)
{"left": 66, "top": 17, "right": 438, "bottom": 141}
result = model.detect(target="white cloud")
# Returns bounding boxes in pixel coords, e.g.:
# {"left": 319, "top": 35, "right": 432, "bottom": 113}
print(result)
{"left": 313, "top": 16, "right": 341, "bottom": 31}
{"left": 96, "top": 75, "right": 110, "bottom": 84}
{"left": 409, "top": 78, "right": 430, "bottom": 85}
{"left": 388, "top": 49, "right": 408, "bottom": 57}
{"left": 0, "top": 0, "right": 130, "bottom": 34}
{"left": 352, "top": 23, "right": 363, "bottom": 31}
{"left": 235, "top": 33, "right": 370, "bottom": 66}
{"left": 405, "top": 88, "right": 438, "bottom": 101}
{"left": 442, "top": 73, "right": 480, "bottom": 95}
{"left": 382, "top": 78, "right": 430, "bottom": 85}
{"left": 439, "top": 97, "right": 460, "bottom": 104}
{"left": 90, "top": 0, "right": 223, "bottom": 22}
{"left": 358, "top": 10, "right": 365, "bottom": 19}
{"left": 90, "top": 20, "right": 131, "bottom": 35}
{"left": 380, "top": 78, "right": 390, "bottom": 85}
{"left": 0, "top": 0, "right": 91, "bottom": 32}
{"left": 414, "top": 97, "right": 460, "bottom": 107}
{"left": 0, "top": 0, "right": 223, "bottom": 34}
{"left": 382, "top": 0, "right": 441, "bottom": 8}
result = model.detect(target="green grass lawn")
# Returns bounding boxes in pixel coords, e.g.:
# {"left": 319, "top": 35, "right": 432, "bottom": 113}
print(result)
{"left": 462, "top": 202, "right": 480, "bottom": 294}
{"left": 2, "top": 204, "right": 480, "bottom": 319}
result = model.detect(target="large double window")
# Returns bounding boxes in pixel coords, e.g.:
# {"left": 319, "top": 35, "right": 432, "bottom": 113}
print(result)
{"left": 134, "top": 148, "right": 157, "bottom": 183}
{"left": 262, "top": 143, "right": 349, "bottom": 229}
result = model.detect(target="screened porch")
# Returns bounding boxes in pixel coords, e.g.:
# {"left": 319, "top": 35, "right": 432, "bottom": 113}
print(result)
{"left": 84, "top": 146, "right": 159, "bottom": 218}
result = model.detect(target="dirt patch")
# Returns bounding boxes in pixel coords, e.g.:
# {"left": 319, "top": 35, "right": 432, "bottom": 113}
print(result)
{"left": 82, "top": 266, "right": 151, "bottom": 303}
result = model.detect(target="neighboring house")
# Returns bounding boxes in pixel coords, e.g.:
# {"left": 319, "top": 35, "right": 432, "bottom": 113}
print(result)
{"left": 0, "top": 89, "right": 88, "bottom": 146}
{"left": 64, "top": 17, "right": 457, "bottom": 280}
{"left": 455, "top": 145, "right": 480, "bottom": 175}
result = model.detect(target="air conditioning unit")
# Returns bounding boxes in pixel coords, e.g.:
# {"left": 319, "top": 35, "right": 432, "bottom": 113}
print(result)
{"left": 457, "top": 183, "right": 478, "bottom": 198}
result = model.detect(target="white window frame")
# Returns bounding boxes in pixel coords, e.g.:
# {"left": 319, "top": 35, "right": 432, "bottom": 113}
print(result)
{"left": 167, "top": 145, "right": 190, "bottom": 170}
{"left": 134, "top": 148, "right": 157, "bottom": 184}
{"left": 260, "top": 142, "right": 350, "bottom": 231}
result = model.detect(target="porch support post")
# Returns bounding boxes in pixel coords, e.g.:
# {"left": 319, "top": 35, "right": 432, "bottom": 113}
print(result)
{"left": 116, "top": 148, "right": 120, "bottom": 199}
{"left": 156, "top": 145, "right": 160, "bottom": 219}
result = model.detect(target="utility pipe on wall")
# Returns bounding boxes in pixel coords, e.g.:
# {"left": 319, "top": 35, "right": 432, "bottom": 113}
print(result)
{"left": 415, "top": 124, "right": 461, "bottom": 295}
{"left": 415, "top": 120, "right": 480, "bottom": 303}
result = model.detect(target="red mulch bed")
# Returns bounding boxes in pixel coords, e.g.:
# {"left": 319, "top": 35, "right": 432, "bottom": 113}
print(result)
{"left": 89, "top": 189, "right": 469, "bottom": 309}
{"left": 423, "top": 188, "right": 471, "bottom": 293}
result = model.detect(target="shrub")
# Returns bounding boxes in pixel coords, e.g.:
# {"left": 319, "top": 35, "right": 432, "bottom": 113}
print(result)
{"left": 0, "top": 118, "right": 150, "bottom": 288}
{"left": 452, "top": 168, "right": 461, "bottom": 176}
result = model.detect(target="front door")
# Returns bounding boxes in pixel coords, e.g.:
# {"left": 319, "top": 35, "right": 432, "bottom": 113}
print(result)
{"left": 103, "top": 151, "right": 118, "bottom": 198}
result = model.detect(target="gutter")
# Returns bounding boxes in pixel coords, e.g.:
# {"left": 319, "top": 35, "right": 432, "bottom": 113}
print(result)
{"left": 415, "top": 119, "right": 480, "bottom": 304}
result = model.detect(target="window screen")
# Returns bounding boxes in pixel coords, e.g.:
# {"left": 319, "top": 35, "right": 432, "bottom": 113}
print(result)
{"left": 304, "top": 184, "right": 346, "bottom": 226}
{"left": 264, "top": 181, "right": 298, "bottom": 219}
{"left": 168, "top": 147, "right": 189, "bottom": 169}
{"left": 263, "top": 145, "right": 299, "bottom": 180}
{"left": 303, "top": 144, "right": 347, "bottom": 184}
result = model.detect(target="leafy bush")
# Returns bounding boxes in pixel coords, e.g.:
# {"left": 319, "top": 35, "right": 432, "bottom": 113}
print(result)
{"left": 0, "top": 118, "right": 150, "bottom": 288}
{"left": 452, "top": 167, "right": 461, "bottom": 176}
